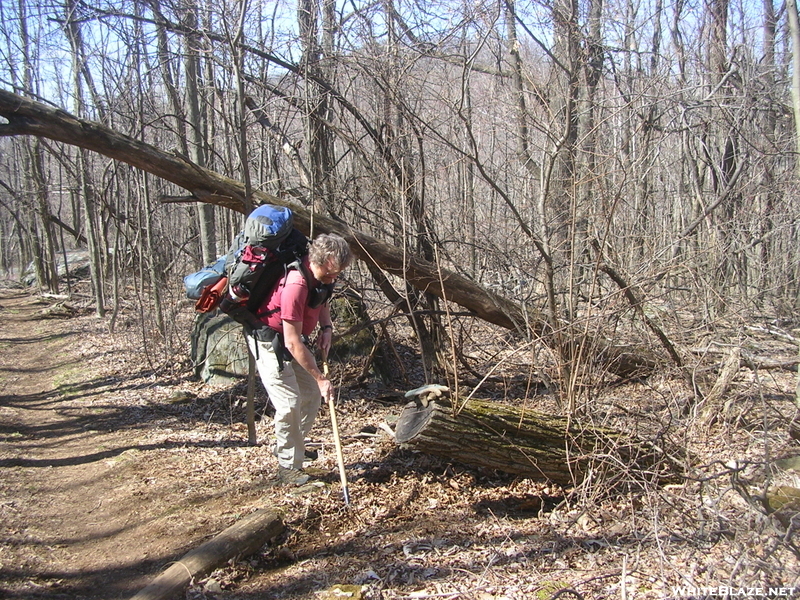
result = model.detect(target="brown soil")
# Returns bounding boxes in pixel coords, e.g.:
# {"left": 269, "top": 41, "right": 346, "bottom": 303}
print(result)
{"left": 0, "top": 290, "right": 257, "bottom": 599}
{"left": 1, "top": 287, "right": 799, "bottom": 600}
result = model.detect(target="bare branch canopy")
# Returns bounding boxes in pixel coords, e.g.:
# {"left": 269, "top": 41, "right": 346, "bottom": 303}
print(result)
{"left": 0, "top": 88, "right": 530, "bottom": 332}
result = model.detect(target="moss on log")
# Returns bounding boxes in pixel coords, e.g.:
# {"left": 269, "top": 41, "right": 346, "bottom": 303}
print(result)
{"left": 765, "top": 486, "right": 800, "bottom": 528}
{"left": 395, "top": 398, "right": 677, "bottom": 485}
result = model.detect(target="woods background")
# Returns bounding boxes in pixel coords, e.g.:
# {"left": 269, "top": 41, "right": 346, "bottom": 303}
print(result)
{"left": 0, "top": 0, "right": 798, "bottom": 405}
{"left": 3, "top": 1, "right": 800, "bottom": 596}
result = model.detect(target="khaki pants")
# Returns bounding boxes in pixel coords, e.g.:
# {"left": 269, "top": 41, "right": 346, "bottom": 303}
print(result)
{"left": 247, "top": 335, "right": 321, "bottom": 469}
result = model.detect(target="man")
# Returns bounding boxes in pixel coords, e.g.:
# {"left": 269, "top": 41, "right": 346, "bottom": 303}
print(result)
{"left": 246, "top": 233, "right": 352, "bottom": 486}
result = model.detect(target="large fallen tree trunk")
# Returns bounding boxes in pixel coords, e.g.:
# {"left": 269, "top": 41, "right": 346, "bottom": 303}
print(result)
{"left": 130, "top": 508, "right": 284, "bottom": 600}
{"left": 394, "top": 397, "right": 680, "bottom": 486}
{"left": 0, "top": 89, "right": 664, "bottom": 377}
{"left": 0, "top": 89, "right": 528, "bottom": 333}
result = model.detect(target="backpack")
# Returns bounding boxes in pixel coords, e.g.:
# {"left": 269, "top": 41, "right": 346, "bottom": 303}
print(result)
{"left": 186, "top": 204, "right": 335, "bottom": 328}
{"left": 184, "top": 204, "right": 303, "bottom": 316}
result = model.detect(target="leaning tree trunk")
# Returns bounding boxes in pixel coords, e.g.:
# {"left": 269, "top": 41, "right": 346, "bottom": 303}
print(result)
{"left": 394, "top": 397, "right": 680, "bottom": 486}
{"left": 0, "top": 88, "right": 528, "bottom": 331}
{"left": 0, "top": 88, "right": 666, "bottom": 378}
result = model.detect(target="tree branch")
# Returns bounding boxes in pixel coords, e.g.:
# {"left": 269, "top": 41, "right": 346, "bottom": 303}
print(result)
{"left": 0, "top": 88, "right": 529, "bottom": 333}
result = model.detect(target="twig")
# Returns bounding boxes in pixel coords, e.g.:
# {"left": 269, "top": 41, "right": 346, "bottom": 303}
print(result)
{"left": 592, "top": 240, "right": 683, "bottom": 368}
{"left": 396, "top": 586, "right": 494, "bottom": 598}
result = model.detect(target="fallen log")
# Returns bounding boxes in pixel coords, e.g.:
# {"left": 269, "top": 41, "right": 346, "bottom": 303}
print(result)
{"left": 130, "top": 508, "right": 284, "bottom": 600}
{"left": 394, "top": 397, "right": 679, "bottom": 486}
{"left": 0, "top": 89, "right": 526, "bottom": 333}
{"left": 763, "top": 486, "right": 800, "bottom": 528}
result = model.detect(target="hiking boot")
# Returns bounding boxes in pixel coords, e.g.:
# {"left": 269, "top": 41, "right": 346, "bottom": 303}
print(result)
{"left": 276, "top": 466, "right": 309, "bottom": 486}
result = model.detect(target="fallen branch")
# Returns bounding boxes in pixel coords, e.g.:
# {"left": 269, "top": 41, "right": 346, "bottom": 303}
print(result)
{"left": 129, "top": 508, "right": 284, "bottom": 600}
{"left": 688, "top": 347, "right": 800, "bottom": 371}
{"left": 592, "top": 240, "right": 683, "bottom": 369}
{"left": 0, "top": 88, "right": 672, "bottom": 379}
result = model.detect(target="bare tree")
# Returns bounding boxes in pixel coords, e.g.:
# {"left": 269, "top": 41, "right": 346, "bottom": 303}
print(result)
{"left": 788, "top": 0, "right": 800, "bottom": 172}
{"left": 184, "top": 1, "right": 217, "bottom": 266}
{"left": 10, "top": 0, "right": 59, "bottom": 293}
{"left": 1, "top": 0, "right": 800, "bottom": 395}
{"left": 64, "top": 0, "right": 105, "bottom": 316}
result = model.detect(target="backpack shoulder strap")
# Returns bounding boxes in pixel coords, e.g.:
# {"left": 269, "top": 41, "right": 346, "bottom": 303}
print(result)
{"left": 255, "top": 261, "right": 296, "bottom": 319}
{"left": 287, "top": 260, "right": 335, "bottom": 309}
{"left": 293, "top": 259, "right": 314, "bottom": 289}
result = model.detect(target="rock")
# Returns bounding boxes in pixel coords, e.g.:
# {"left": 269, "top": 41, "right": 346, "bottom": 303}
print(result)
{"left": 774, "top": 456, "right": 800, "bottom": 472}
{"left": 765, "top": 486, "right": 800, "bottom": 528}
{"left": 167, "top": 390, "right": 196, "bottom": 404}
{"left": 190, "top": 312, "right": 248, "bottom": 384}
{"left": 23, "top": 250, "right": 91, "bottom": 285}
{"left": 315, "top": 584, "right": 363, "bottom": 599}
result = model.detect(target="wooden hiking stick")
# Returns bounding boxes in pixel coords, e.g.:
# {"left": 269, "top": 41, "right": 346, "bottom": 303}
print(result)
{"left": 323, "top": 351, "right": 350, "bottom": 505}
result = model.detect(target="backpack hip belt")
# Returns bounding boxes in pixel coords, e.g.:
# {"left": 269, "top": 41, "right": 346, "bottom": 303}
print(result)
{"left": 246, "top": 324, "right": 292, "bottom": 372}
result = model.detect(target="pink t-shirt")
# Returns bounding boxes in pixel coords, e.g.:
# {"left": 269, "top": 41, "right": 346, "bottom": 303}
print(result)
{"left": 256, "top": 258, "right": 324, "bottom": 336}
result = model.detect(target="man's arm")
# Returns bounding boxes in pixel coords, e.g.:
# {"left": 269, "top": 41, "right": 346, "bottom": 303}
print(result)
{"left": 282, "top": 319, "right": 334, "bottom": 401}
{"left": 317, "top": 304, "right": 333, "bottom": 353}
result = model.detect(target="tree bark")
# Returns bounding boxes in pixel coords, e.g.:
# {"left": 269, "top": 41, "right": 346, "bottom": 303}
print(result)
{"left": 230, "top": 0, "right": 257, "bottom": 444}
{"left": 394, "top": 397, "right": 679, "bottom": 485}
{"left": 183, "top": 2, "right": 217, "bottom": 266}
{"left": 788, "top": 0, "right": 800, "bottom": 175}
{"left": 65, "top": 0, "right": 106, "bottom": 316}
{"left": 129, "top": 508, "right": 283, "bottom": 600}
{"left": 29, "top": 134, "right": 59, "bottom": 293}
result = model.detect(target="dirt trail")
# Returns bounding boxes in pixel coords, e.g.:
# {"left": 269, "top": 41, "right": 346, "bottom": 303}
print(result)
{"left": 5, "top": 288, "right": 796, "bottom": 600}
{"left": 0, "top": 290, "right": 249, "bottom": 599}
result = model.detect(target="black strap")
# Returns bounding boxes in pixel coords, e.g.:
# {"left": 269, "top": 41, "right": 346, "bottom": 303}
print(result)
{"left": 258, "top": 260, "right": 333, "bottom": 319}
{"left": 244, "top": 323, "right": 286, "bottom": 371}
{"left": 294, "top": 259, "right": 314, "bottom": 290}
{"left": 256, "top": 261, "right": 296, "bottom": 319}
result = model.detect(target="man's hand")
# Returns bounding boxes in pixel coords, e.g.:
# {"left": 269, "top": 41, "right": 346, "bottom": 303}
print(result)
{"left": 318, "top": 327, "right": 332, "bottom": 353}
{"left": 317, "top": 376, "right": 334, "bottom": 403}
{"left": 283, "top": 319, "right": 334, "bottom": 402}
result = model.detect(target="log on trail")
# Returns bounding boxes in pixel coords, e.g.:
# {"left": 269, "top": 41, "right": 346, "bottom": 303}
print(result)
{"left": 130, "top": 508, "right": 284, "bottom": 600}
{"left": 394, "top": 397, "right": 678, "bottom": 486}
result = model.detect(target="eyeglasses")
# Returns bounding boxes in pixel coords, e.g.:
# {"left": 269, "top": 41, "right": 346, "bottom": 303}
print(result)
{"left": 319, "top": 261, "right": 342, "bottom": 281}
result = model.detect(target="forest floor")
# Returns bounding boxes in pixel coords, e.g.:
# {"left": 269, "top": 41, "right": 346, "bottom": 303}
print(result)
{"left": 1, "top": 285, "right": 800, "bottom": 600}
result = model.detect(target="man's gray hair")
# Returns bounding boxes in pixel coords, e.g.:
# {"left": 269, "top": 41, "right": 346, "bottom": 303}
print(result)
{"left": 309, "top": 233, "right": 352, "bottom": 270}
